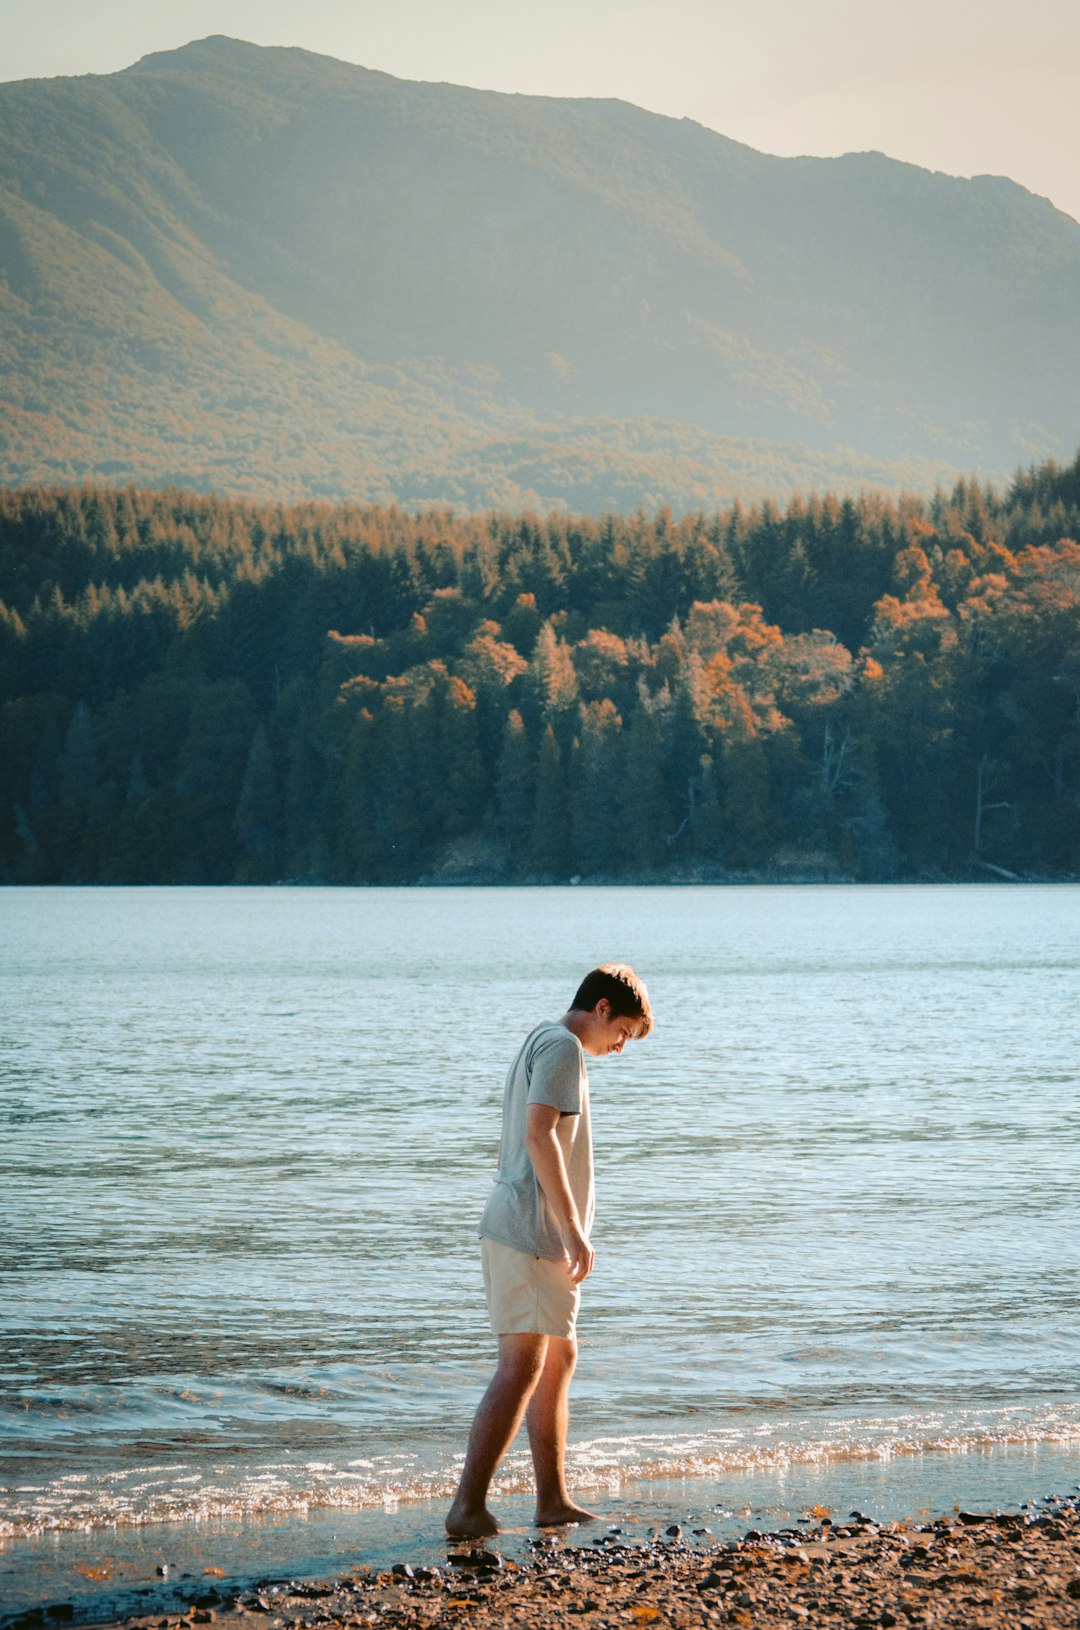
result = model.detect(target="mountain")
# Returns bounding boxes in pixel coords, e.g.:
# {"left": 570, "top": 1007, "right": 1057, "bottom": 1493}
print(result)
{"left": 1, "top": 36, "right": 1078, "bottom": 511}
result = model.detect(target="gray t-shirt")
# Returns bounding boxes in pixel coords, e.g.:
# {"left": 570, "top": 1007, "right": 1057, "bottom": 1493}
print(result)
{"left": 479, "top": 1020, "right": 594, "bottom": 1261}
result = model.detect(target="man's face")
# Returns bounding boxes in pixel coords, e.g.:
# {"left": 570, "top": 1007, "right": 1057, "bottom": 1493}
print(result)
{"left": 580, "top": 1000, "right": 642, "bottom": 1057}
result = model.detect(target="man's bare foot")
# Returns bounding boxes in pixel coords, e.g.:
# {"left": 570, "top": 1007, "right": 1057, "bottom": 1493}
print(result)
{"left": 534, "top": 1501, "right": 598, "bottom": 1527}
{"left": 445, "top": 1499, "right": 500, "bottom": 1537}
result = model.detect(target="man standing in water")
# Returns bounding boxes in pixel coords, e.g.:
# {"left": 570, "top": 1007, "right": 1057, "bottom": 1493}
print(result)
{"left": 446, "top": 964, "right": 653, "bottom": 1538}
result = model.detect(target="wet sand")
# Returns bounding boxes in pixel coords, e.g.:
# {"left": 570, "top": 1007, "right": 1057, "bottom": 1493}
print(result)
{"left": 25, "top": 1495, "right": 1079, "bottom": 1630}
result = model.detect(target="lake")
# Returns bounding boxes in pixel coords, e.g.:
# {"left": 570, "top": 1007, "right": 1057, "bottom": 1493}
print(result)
{"left": 2, "top": 884, "right": 1078, "bottom": 1613}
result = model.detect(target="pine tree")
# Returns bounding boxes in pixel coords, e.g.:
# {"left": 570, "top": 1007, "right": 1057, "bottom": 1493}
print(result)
{"left": 234, "top": 722, "right": 280, "bottom": 881}
{"left": 496, "top": 709, "right": 534, "bottom": 872}
{"left": 569, "top": 699, "right": 622, "bottom": 876}
{"left": 721, "top": 728, "right": 773, "bottom": 868}
{"left": 529, "top": 723, "right": 571, "bottom": 877}
{"left": 529, "top": 620, "right": 579, "bottom": 723}
{"left": 691, "top": 751, "right": 724, "bottom": 865}
{"left": 616, "top": 706, "right": 669, "bottom": 870}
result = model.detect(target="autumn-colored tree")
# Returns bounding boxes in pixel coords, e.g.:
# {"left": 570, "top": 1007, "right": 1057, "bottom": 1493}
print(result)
{"left": 528, "top": 620, "right": 579, "bottom": 725}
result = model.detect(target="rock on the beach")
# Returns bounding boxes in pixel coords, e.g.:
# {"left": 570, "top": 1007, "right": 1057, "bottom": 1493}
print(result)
{"left": 66, "top": 1492, "right": 1080, "bottom": 1630}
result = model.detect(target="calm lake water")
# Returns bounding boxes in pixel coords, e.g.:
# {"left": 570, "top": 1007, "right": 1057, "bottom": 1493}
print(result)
{"left": 2, "top": 885, "right": 1079, "bottom": 1610}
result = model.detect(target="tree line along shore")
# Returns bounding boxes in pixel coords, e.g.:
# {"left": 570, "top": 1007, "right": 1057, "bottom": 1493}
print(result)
{"left": 1, "top": 454, "right": 1078, "bottom": 886}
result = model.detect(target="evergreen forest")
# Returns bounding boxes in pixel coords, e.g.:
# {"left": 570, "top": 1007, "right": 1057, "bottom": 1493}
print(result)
{"left": 2, "top": 456, "right": 1079, "bottom": 885}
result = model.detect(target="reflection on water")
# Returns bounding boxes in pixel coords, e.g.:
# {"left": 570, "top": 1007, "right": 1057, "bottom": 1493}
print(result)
{"left": 2, "top": 884, "right": 1079, "bottom": 1545}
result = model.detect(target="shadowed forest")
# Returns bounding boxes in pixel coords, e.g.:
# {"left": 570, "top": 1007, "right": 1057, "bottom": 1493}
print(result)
{"left": 2, "top": 454, "right": 1079, "bottom": 885}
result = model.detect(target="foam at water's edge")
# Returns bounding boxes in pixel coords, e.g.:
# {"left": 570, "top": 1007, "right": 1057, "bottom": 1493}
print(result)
{"left": 4, "top": 1408, "right": 1078, "bottom": 1539}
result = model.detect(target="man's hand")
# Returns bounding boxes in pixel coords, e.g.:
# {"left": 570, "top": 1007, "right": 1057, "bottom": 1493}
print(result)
{"left": 565, "top": 1226, "right": 595, "bottom": 1284}
{"left": 524, "top": 1103, "right": 593, "bottom": 1280}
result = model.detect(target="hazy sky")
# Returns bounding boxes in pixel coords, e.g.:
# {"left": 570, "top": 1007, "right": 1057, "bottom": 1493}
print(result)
{"left": 2, "top": 0, "right": 1078, "bottom": 223}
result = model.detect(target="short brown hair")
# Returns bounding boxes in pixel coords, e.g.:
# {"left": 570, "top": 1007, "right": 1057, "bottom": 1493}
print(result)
{"left": 571, "top": 963, "right": 653, "bottom": 1036}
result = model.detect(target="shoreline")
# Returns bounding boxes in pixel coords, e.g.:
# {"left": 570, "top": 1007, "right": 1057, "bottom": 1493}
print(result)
{"left": 6, "top": 876, "right": 1080, "bottom": 890}
{"left": 9, "top": 1496, "right": 1079, "bottom": 1630}
{"left": 7, "top": 1438, "right": 1080, "bottom": 1630}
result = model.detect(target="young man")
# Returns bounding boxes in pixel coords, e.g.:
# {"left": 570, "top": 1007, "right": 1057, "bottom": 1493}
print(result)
{"left": 446, "top": 963, "right": 652, "bottom": 1539}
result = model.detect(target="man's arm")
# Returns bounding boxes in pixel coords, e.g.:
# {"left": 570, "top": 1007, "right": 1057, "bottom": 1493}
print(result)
{"left": 523, "top": 1102, "right": 595, "bottom": 1283}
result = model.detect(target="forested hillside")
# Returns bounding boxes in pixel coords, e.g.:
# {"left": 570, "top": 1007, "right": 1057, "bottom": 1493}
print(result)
{"left": 2, "top": 36, "right": 1078, "bottom": 508}
{"left": 2, "top": 457, "right": 1078, "bottom": 884}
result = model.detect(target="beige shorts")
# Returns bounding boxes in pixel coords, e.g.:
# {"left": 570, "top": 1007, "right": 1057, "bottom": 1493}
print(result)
{"left": 481, "top": 1235, "right": 580, "bottom": 1340}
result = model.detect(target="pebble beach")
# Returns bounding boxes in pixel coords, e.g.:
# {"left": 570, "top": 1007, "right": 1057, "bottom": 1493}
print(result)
{"left": 18, "top": 1496, "right": 1080, "bottom": 1630}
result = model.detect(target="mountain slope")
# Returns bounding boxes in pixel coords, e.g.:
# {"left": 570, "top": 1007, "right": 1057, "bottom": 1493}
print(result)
{"left": 1, "top": 36, "right": 1077, "bottom": 508}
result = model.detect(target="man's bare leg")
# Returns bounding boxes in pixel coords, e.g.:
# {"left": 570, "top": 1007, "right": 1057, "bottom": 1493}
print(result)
{"left": 446, "top": 1333, "right": 548, "bottom": 1537}
{"left": 526, "top": 1335, "right": 597, "bottom": 1526}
